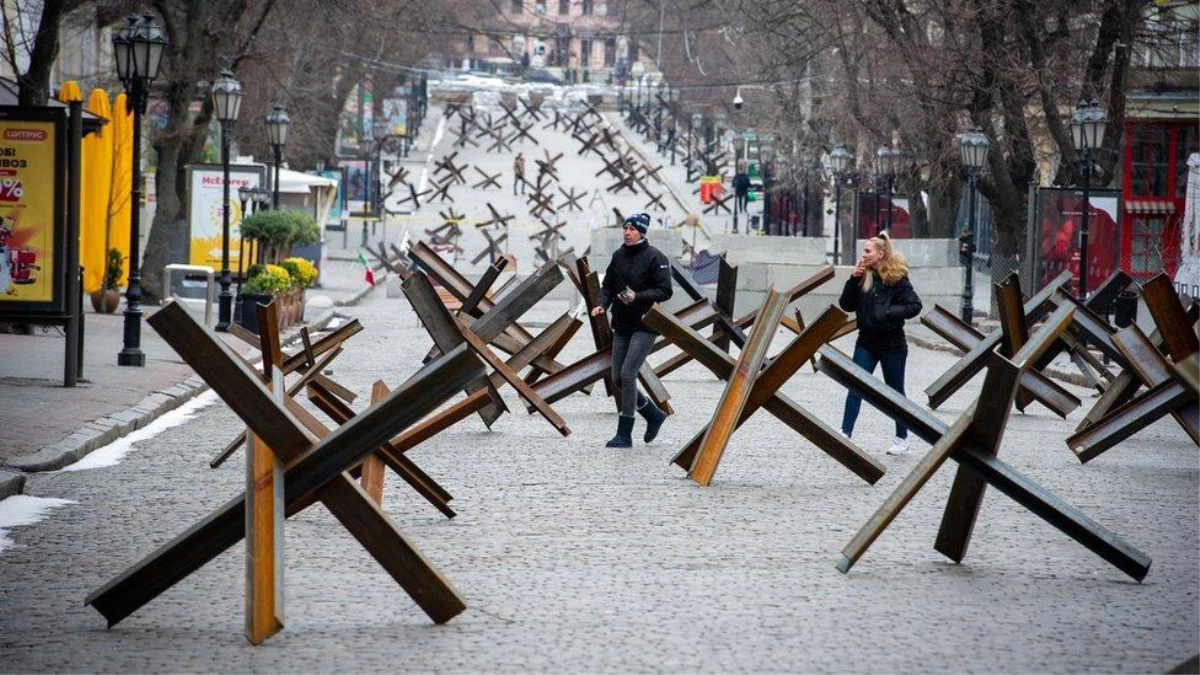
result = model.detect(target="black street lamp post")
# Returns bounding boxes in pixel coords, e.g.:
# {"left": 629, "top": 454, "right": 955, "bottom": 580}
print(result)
{"left": 875, "top": 144, "right": 904, "bottom": 235}
{"left": 958, "top": 128, "right": 989, "bottom": 324}
{"left": 760, "top": 141, "right": 773, "bottom": 235}
{"left": 112, "top": 14, "right": 167, "bottom": 365}
{"left": 235, "top": 184, "right": 253, "bottom": 326}
{"left": 829, "top": 144, "right": 853, "bottom": 265}
{"left": 265, "top": 104, "right": 290, "bottom": 211}
{"left": 1070, "top": 99, "right": 1107, "bottom": 300}
{"left": 211, "top": 70, "right": 243, "bottom": 332}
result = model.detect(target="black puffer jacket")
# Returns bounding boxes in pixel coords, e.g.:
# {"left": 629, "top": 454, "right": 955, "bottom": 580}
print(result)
{"left": 597, "top": 239, "right": 674, "bottom": 334}
{"left": 838, "top": 271, "right": 923, "bottom": 354}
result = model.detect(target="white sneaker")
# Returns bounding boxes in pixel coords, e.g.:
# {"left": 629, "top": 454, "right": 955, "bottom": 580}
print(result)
{"left": 887, "top": 437, "right": 910, "bottom": 456}
{"left": 838, "top": 430, "right": 851, "bottom": 440}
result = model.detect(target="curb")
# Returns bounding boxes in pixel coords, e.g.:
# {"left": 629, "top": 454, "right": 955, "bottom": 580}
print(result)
{"left": 333, "top": 274, "right": 384, "bottom": 307}
{"left": 0, "top": 469, "right": 25, "bottom": 501}
{"left": 3, "top": 310, "right": 339, "bottom": 478}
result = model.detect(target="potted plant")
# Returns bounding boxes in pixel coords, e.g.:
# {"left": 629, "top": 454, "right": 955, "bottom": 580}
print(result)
{"left": 239, "top": 210, "right": 320, "bottom": 263}
{"left": 235, "top": 263, "right": 292, "bottom": 334}
{"left": 277, "top": 256, "right": 318, "bottom": 323}
{"left": 89, "top": 248, "right": 124, "bottom": 313}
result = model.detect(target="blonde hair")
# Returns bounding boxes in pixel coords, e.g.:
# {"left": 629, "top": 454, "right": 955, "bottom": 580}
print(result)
{"left": 861, "top": 231, "right": 909, "bottom": 291}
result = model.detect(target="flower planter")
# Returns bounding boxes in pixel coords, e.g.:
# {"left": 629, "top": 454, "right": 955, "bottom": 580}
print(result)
{"left": 234, "top": 289, "right": 305, "bottom": 334}
{"left": 89, "top": 288, "right": 122, "bottom": 313}
{"left": 234, "top": 293, "right": 274, "bottom": 334}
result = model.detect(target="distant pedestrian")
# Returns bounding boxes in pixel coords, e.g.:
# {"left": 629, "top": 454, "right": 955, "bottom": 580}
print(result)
{"left": 837, "top": 231, "right": 923, "bottom": 455}
{"left": 732, "top": 166, "right": 751, "bottom": 213}
{"left": 513, "top": 152, "right": 526, "bottom": 195}
{"left": 591, "top": 213, "right": 673, "bottom": 448}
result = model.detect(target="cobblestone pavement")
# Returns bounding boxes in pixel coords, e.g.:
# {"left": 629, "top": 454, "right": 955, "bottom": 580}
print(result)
{"left": 324, "top": 96, "right": 711, "bottom": 273}
{"left": 0, "top": 283, "right": 1195, "bottom": 674}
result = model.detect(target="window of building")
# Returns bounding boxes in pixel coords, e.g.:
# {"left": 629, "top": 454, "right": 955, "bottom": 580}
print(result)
{"left": 511, "top": 0, "right": 523, "bottom": 13}
{"left": 628, "top": 40, "right": 639, "bottom": 64}
{"left": 1128, "top": 216, "right": 1166, "bottom": 280}
{"left": 604, "top": 38, "right": 616, "bottom": 67}
{"left": 559, "top": 0, "right": 569, "bottom": 14}
{"left": 580, "top": 38, "right": 593, "bottom": 68}
{"left": 1175, "top": 124, "right": 1199, "bottom": 198}
{"left": 581, "top": 0, "right": 593, "bottom": 15}
{"left": 1130, "top": 124, "right": 1170, "bottom": 197}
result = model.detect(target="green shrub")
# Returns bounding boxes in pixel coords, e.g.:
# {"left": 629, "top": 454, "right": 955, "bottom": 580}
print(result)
{"left": 103, "top": 248, "right": 125, "bottom": 290}
{"left": 239, "top": 209, "right": 319, "bottom": 250}
{"left": 278, "top": 257, "right": 318, "bottom": 289}
{"left": 242, "top": 263, "right": 292, "bottom": 295}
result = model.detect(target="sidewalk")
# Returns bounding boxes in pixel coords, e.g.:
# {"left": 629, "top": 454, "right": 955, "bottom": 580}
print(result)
{"left": 0, "top": 258, "right": 379, "bottom": 499}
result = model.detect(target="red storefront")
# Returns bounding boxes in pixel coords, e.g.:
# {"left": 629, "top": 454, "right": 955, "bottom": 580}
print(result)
{"left": 1121, "top": 119, "right": 1198, "bottom": 281}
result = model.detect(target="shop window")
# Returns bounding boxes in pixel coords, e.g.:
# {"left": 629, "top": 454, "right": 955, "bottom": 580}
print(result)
{"left": 1129, "top": 216, "right": 1166, "bottom": 280}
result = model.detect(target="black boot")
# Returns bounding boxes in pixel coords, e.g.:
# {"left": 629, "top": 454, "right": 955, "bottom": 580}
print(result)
{"left": 637, "top": 399, "right": 667, "bottom": 443}
{"left": 605, "top": 415, "right": 635, "bottom": 448}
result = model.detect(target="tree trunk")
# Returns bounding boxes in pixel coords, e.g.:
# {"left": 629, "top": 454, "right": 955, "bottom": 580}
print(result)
{"left": 16, "top": 0, "right": 68, "bottom": 107}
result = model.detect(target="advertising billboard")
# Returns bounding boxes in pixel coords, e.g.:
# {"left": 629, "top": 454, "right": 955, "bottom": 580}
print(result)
{"left": 0, "top": 107, "right": 66, "bottom": 314}
{"left": 186, "top": 163, "right": 267, "bottom": 268}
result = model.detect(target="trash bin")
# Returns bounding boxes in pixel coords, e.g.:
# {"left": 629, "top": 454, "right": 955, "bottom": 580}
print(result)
{"left": 1113, "top": 289, "right": 1138, "bottom": 328}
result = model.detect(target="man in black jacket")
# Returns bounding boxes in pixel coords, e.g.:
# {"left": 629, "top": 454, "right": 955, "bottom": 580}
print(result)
{"left": 732, "top": 167, "right": 751, "bottom": 213}
{"left": 591, "top": 213, "right": 674, "bottom": 447}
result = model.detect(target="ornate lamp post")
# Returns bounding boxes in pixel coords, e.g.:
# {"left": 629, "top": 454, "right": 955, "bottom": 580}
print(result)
{"left": 1070, "top": 99, "right": 1107, "bottom": 300}
{"left": 112, "top": 14, "right": 167, "bottom": 365}
{"left": 875, "top": 144, "right": 904, "bottom": 235}
{"left": 958, "top": 128, "right": 990, "bottom": 324}
{"left": 667, "top": 87, "right": 680, "bottom": 165}
{"left": 234, "top": 184, "right": 254, "bottom": 326}
{"left": 210, "top": 69, "right": 243, "bottom": 332}
{"left": 265, "top": 103, "right": 291, "bottom": 210}
{"left": 760, "top": 140, "right": 774, "bottom": 235}
{"left": 829, "top": 144, "right": 853, "bottom": 265}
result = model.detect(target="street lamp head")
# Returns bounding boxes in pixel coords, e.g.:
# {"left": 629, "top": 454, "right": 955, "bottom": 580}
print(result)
{"left": 131, "top": 14, "right": 167, "bottom": 82}
{"left": 877, "top": 144, "right": 904, "bottom": 176}
{"left": 211, "top": 69, "right": 243, "bottom": 122}
{"left": 265, "top": 104, "right": 291, "bottom": 148}
{"left": 111, "top": 15, "right": 139, "bottom": 88}
{"left": 1070, "top": 99, "right": 1108, "bottom": 154}
{"left": 875, "top": 145, "right": 892, "bottom": 175}
{"left": 732, "top": 87, "right": 744, "bottom": 110}
{"left": 959, "top": 128, "right": 989, "bottom": 170}
{"left": 691, "top": 112, "right": 702, "bottom": 128}
{"left": 829, "top": 143, "right": 853, "bottom": 175}
{"left": 237, "top": 184, "right": 251, "bottom": 204}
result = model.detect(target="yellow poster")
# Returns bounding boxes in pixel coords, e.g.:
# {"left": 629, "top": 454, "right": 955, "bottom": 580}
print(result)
{"left": 0, "top": 118, "right": 57, "bottom": 303}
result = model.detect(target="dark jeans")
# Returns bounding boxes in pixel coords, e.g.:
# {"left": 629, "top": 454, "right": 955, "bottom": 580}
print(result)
{"left": 735, "top": 192, "right": 748, "bottom": 212}
{"left": 840, "top": 344, "right": 908, "bottom": 439}
{"left": 611, "top": 330, "right": 655, "bottom": 418}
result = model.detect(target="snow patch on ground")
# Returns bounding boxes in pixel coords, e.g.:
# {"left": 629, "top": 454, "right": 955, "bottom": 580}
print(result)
{"left": 0, "top": 495, "right": 75, "bottom": 555}
{"left": 56, "top": 390, "right": 220, "bottom": 473}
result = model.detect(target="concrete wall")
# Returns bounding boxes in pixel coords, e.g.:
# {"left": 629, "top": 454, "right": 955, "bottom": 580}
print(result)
{"left": 582, "top": 231, "right": 965, "bottom": 322}
{"left": 702, "top": 235, "right": 965, "bottom": 322}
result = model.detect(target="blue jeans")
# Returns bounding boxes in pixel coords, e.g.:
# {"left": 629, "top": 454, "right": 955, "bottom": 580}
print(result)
{"left": 840, "top": 344, "right": 908, "bottom": 439}
{"left": 610, "top": 330, "right": 654, "bottom": 418}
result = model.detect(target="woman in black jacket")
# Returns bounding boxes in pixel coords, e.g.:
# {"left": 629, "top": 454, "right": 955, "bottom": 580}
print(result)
{"left": 590, "top": 213, "right": 674, "bottom": 448}
{"left": 838, "top": 231, "right": 923, "bottom": 455}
